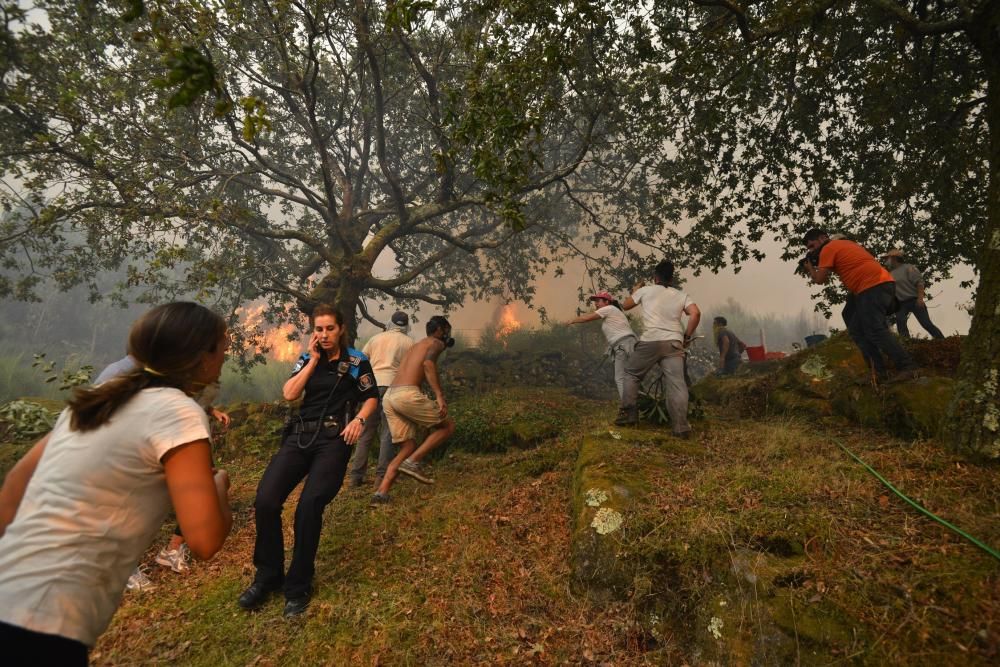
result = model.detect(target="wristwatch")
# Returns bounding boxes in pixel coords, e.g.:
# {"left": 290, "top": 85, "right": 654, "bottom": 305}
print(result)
{"left": 356, "top": 416, "right": 366, "bottom": 426}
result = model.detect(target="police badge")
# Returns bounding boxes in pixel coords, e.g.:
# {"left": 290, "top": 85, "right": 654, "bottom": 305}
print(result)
{"left": 359, "top": 373, "right": 375, "bottom": 391}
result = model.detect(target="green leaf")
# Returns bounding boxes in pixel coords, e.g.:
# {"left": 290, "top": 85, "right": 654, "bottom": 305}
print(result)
{"left": 121, "top": 0, "right": 145, "bottom": 23}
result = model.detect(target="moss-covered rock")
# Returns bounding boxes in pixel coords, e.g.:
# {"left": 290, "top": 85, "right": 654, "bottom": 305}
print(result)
{"left": 570, "top": 430, "right": 663, "bottom": 599}
{"left": 693, "top": 333, "right": 957, "bottom": 442}
{"left": 442, "top": 348, "right": 616, "bottom": 399}
{"left": 569, "top": 423, "right": 867, "bottom": 662}
{"left": 887, "top": 376, "right": 958, "bottom": 438}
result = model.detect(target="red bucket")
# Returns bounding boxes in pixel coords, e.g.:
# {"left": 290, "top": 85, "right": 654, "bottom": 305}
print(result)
{"left": 765, "top": 351, "right": 786, "bottom": 360}
{"left": 745, "top": 345, "right": 766, "bottom": 362}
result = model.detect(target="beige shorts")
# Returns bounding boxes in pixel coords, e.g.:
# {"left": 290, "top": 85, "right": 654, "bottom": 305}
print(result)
{"left": 383, "top": 386, "right": 443, "bottom": 444}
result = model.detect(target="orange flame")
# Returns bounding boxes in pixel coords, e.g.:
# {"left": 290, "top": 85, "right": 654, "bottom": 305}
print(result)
{"left": 264, "top": 324, "right": 301, "bottom": 362}
{"left": 238, "top": 305, "right": 302, "bottom": 362}
{"left": 494, "top": 304, "right": 522, "bottom": 343}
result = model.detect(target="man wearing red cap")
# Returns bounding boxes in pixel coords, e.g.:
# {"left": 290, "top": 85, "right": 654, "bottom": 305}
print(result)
{"left": 568, "top": 291, "right": 637, "bottom": 400}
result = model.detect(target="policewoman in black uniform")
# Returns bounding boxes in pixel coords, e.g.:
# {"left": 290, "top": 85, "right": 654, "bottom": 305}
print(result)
{"left": 238, "top": 305, "right": 378, "bottom": 617}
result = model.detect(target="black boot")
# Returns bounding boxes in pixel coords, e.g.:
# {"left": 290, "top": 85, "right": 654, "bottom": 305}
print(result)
{"left": 283, "top": 594, "right": 311, "bottom": 618}
{"left": 238, "top": 582, "right": 279, "bottom": 611}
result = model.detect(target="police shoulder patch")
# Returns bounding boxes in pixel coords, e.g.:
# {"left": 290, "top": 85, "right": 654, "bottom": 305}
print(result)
{"left": 359, "top": 373, "right": 375, "bottom": 390}
{"left": 291, "top": 353, "right": 309, "bottom": 375}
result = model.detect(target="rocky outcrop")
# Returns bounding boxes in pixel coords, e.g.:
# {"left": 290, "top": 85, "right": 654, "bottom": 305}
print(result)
{"left": 692, "top": 333, "right": 955, "bottom": 441}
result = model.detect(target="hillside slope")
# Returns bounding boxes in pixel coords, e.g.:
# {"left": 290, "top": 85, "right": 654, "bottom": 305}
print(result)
{"left": 570, "top": 416, "right": 998, "bottom": 664}
{"left": 1, "top": 385, "right": 997, "bottom": 664}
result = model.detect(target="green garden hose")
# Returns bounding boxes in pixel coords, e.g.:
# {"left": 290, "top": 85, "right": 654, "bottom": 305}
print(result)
{"left": 832, "top": 437, "right": 1000, "bottom": 563}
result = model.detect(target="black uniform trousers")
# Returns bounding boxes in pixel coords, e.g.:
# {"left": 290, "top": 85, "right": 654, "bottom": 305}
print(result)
{"left": 252, "top": 428, "right": 350, "bottom": 599}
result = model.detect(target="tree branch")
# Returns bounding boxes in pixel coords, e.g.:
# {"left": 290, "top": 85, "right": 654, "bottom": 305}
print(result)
{"left": 690, "top": 0, "right": 844, "bottom": 43}
{"left": 391, "top": 10, "right": 454, "bottom": 203}
{"left": 217, "top": 210, "right": 335, "bottom": 262}
{"left": 357, "top": 296, "right": 387, "bottom": 329}
{"left": 221, "top": 114, "right": 329, "bottom": 210}
{"left": 367, "top": 245, "right": 460, "bottom": 289}
{"left": 865, "top": 0, "right": 970, "bottom": 35}
{"left": 353, "top": 0, "right": 409, "bottom": 222}
{"left": 375, "top": 285, "right": 450, "bottom": 306}
{"left": 690, "top": 0, "right": 755, "bottom": 41}
{"left": 407, "top": 222, "right": 518, "bottom": 252}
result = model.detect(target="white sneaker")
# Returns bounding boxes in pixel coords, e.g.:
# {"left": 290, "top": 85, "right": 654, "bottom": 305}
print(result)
{"left": 155, "top": 543, "right": 190, "bottom": 573}
{"left": 126, "top": 566, "right": 155, "bottom": 592}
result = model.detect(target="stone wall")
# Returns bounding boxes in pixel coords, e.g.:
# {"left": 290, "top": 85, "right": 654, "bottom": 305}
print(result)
{"left": 441, "top": 348, "right": 617, "bottom": 400}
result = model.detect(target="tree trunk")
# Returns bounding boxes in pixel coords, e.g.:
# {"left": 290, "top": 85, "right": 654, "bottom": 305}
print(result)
{"left": 303, "top": 272, "right": 364, "bottom": 346}
{"left": 947, "top": 11, "right": 1000, "bottom": 459}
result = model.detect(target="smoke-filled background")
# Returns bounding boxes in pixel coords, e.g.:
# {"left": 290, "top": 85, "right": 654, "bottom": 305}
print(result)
{"left": 0, "top": 246, "right": 973, "bottom": 404}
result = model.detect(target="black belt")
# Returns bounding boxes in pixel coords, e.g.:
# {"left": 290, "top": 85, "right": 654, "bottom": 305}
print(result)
{"left": 287, "top": 417, "right": 341, "bottom": 434}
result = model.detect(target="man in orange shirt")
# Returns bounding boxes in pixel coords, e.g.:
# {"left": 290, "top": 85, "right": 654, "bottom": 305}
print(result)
{"left": 801, "top": 229, "right": 918, "bottom": 382}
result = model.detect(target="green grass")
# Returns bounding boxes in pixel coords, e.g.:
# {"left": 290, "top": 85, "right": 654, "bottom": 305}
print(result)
{"left": 93, "top": 390, "right": 641, "bottom": 665}
{"left": 0, "top": 351, "right": 302, "bottom": 406}
{"left": 0, "top": 351, "right": 69, "bottom": 403}
{"left": 447, "top": 387, "right": 600, "bottom": 455}
{"left": 569, "top": 411, "right": 1000, "bottom": 664}
{"left": 217, "top": 362, "right": 290, "bottom": 404}
{"left": 2, "top": 381, "right": 996, "bottom": 664}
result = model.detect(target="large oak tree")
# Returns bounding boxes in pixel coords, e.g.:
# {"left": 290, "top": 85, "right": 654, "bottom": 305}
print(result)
{"left": 0, "top": 0, "right": 637, "bottom": 344}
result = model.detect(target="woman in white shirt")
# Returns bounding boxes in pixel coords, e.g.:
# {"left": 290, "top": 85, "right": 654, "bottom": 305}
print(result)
{"left": 0, "top": 302, "right": 234, "bottom": 664}
{"left": 568, "top": 291, "right": 637, "bottom": 400}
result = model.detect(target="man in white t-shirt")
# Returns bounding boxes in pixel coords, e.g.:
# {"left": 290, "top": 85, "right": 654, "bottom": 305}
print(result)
{"left": 615, "top": 260, "right": 701, "bottom": 437}
{"left": 347, "top": 311, "right": 415, "bottom": 488}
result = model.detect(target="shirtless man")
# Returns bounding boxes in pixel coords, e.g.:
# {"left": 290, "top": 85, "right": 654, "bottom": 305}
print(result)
{"left": 371, "top": 316, "right": 456, "bottom": 505}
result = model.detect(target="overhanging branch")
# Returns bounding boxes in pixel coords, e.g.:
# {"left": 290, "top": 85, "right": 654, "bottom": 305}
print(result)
{"left": 367, "top": 245, "right": 460, "bottom": 289}
{"left": 865, "top": 0, "right": 970, "bottom": 36}
{"left": 375, "top": 285, "right": 450, "bottom": 306}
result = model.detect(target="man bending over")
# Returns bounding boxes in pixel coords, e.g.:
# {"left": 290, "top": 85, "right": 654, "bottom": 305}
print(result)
{"left": 371, "top": 316, "right": 456, "bottom": 505}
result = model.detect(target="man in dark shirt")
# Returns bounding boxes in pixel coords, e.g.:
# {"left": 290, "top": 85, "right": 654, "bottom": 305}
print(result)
{"left": 881, "top": 249, "right": 945, "bottom": 339}
{"left": 713, "top": 317, "right": 743, "bottom": 376}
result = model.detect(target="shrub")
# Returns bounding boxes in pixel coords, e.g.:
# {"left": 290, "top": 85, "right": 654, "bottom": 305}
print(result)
{"left": 0, "top": 400, "right": 58, "bottom": 440}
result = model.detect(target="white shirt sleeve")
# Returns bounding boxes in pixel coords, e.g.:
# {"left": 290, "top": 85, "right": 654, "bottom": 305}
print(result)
{"left": 147, "top": 392, "right": 212, "bottom": 462}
